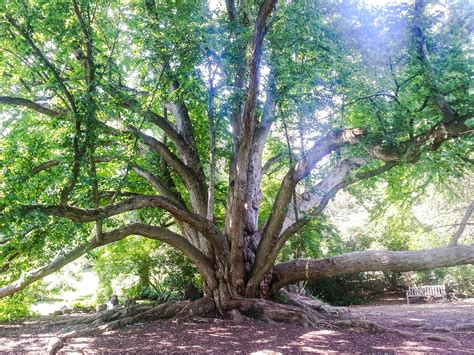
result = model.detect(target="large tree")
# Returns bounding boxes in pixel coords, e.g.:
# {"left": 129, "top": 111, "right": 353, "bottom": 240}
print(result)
{"left": 0, "top": 0, "right": 472, "bottom": 324}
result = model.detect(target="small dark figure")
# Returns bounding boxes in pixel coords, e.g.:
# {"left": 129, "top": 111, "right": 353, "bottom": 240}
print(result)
{"left": 184, "top": 283, "right": 201, "bottom": 301}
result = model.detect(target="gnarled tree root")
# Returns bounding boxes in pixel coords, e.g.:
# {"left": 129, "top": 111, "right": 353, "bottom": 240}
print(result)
{"left": 45, "top": 298, "right": 216, "bottom": 354}
{"left": 333, "top": 320, "right": 464, "bottom": 347}
{"left": 223, "top": 292, "right": 345, "bottom": 328}
{"left": 44, "top": 295, "right": 465, "bottom": 353}
{"left": 225, "top": 293, "right": 466, "bottom": 348}
{"left": 279, "top": 289, "right": 347, "bottom": 316}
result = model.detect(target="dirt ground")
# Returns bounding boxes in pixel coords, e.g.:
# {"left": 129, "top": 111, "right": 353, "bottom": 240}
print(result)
{"left": 1, "top": 300, "right": 473, "bottom": 354}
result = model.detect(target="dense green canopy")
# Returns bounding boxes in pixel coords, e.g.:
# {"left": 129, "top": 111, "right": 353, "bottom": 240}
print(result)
{"left": 0, "top": 0, "right": 472, "bottom": 311}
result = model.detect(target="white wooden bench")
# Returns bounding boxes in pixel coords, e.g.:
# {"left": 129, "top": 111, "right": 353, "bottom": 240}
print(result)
{"left": 406, "top": 284, "right": 446, "bottom": 304}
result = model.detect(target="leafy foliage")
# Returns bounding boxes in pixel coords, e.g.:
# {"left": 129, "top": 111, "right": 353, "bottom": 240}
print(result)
{"left": 93, "top": 237, "right": 200, "bottom": 303}
{"left": 0, "top": 286, "right": 38, "bottom": 322}
{"left": 0, "top": 0, "right": 471, "bottom": 313}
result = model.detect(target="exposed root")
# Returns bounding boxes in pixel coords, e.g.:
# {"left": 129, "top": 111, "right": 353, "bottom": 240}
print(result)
{"left": 430, "top": 326, "right": 452, "bottom": 333}
{"left": 279, "top": 292, "right": 467, "bottom": 347}
{"left": 228, "top": 309, "right": 251, "bottom": 324}
{"left": 423, "top": 333, "right": 462, "bottom": 346}
{"left": 221, "top": 291, "right": 357, "bottom": 329}
{"left": 224, "top": 296, "right": 339, "bottom": 328}
{"left": 334, "top": 319, "right": 465, "bottom": 346}
{"left": 333, "top": 319, "right": 411, "bottom": 336}
{"left": 45, "top": 298, "right": 216, "bottom": 354}
{"left": 279, "top": 289, "right": 347, "bottom": 316}
{"left": 42, "top": 303, "right": 155, "bottom": 329}
{"left": 44, "top": 296, "right": 468, "bottom": 353}
{"left": 225, "top": 294, "right": 466, "bottom": 348}
{"left": 454, "top": 323, "right": 474, "bottom": 331}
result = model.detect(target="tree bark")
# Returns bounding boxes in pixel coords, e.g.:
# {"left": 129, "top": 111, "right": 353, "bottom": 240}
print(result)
{"left": 448, "top": 201, "right": 474, "bottom": 246}
{"left": 225, "top": 0, "right": 278, "bottom": 296}
{"left": 271, "top": 244, "right": 474, "bottom": 292}
{"left": 243, "top": 72, "right": 276, "bottom": 275}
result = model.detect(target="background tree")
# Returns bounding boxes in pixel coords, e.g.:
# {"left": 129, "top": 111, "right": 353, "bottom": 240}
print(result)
{"left": 0, "top": 0, "right": 472, "bottom": 325}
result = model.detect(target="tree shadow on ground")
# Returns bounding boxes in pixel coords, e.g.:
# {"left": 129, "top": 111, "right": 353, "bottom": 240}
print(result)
{"left": 2, "top": 302, "right": 473, "bottom": 354}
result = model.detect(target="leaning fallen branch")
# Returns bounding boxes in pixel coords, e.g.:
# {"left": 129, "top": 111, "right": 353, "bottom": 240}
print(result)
{"left": 271, "top": 244, "right": 474, "bottom": 292}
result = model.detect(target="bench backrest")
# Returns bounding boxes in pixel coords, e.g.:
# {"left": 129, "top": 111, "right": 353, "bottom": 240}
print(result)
{"left": 407, "top": 284, "right": 446, "bottom": 297}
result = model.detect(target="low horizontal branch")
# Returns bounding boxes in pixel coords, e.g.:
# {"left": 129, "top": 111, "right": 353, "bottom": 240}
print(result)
{"left": 271, "top": 244, "right": 474, "bottom": 291}
{"left": 128, "top": 223, "right": 214, "bottom": 283}
{"left": 0, "top": 223, "right": 215, "bottom": 299}
{"left": 0, "top": 230, "right": 122, "bottom": 299}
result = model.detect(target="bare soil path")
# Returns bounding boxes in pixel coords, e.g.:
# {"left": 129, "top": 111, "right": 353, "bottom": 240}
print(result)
{"left": 1, "top": 300, "right": 473, "bottom": 354}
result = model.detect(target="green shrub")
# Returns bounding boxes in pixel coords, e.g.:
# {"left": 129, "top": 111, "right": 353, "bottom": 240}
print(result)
{"left": 93, "top": 236, "right": 200, "bottom": 304}
{"left": 307, "top": 274, "right": 367, "bottom": 306}
{"left": 0, "top": 288, "right": 37, "bottom": 322}
{"left": 411, "top": 266, "right": 474, "bottom": 296}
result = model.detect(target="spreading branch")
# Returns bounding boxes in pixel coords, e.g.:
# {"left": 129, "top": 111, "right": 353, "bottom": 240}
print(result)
{"left": 247, "top": 129, "right": 365, "bottom": 296}
{"left": 25, "top": 195, "right": 228, "bottom": 254}
{"left": 271, "top": 244, "right": 474, "bottom": 292}
{"left": 246, "top": 113, "right": 470, "bottom": 296}
{"left": 262, "top": 152, "right": 287, "bottom": 174}
{"left": 448, "top": 201, "right": 474, "bottom": 247}
{"left": 113, "top": 87, "right": 202, "bottom": 176}
{"left": 133, "top": 128, "right": 207, "bottom": 215}
{"left": 0, "top": 96, "right": 63, "bottom": 117}
{"left": 245, "top": 157, "right": 394, "bottom": 296}
{"left": 131, "top": 164, "right": 185, "bottom": 207}
{"left": 31, "top": 159, "right": 61, "bottom": 175}
{"left": 30, "top": 157, "right": 111, "bottom": 176}
{"left": 0, "top": 223, "right": 215, "bottom": 299}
